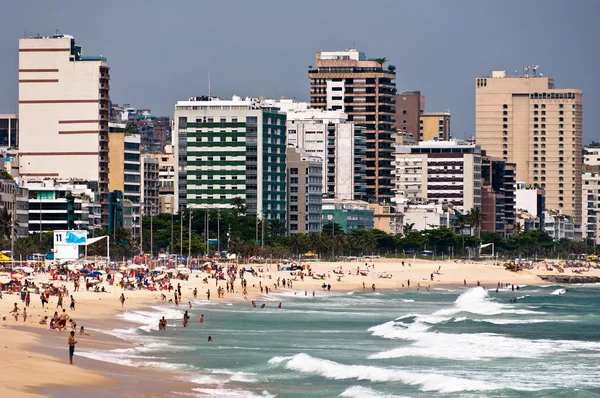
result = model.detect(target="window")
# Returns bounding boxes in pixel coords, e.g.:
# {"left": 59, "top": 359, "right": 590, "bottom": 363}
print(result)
{"left": 503, "top": 104, "right": 508, "bottom": 109}
{"left": 220, "top": 118, "right": 226, "bottom": 123}
{"left": 503, "top": 130, "right": 508, "bottom": 135}
{"left": 503, "top": 111, "right": 508, "bottom": 115}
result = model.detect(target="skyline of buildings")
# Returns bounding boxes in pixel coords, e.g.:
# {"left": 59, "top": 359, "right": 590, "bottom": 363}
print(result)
{"left": 0, "top": 32, "right": 592, "bottom": 245}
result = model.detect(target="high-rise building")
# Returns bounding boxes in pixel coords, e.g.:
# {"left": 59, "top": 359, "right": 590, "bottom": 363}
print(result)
{"left": 0, "top": 114, "right": 18, "bottom": 148}
{"left": 309, "top": 49, "right": 396, "bottom": 202}
{"left": 141, "top": 156, "right": 160, "bottom": 216}
{"left": 265, "top": 99, "right": 365, "bottom": 200}
{"left": 322, "top": 199, "right": 374, "bottom": 232}
{"left": 18, "top": 34, "right": 110, "bottom": 226}
{"left": 480, "top": 153, "right": 516, "bottom": 236}
{"left": 419, "top": 112, "right": 451, "bottom": 141}
{"left": 286, "top": 148, "right": 323, "bottom": 234}
{"left": 475, "top": 69, "right": 583, "bottom": 229}
{"left": 582, "top": 172, "right": 600, "bottom": 244}
{"left": 174, "top": 96, "right": 287, "bottom": 222}
{"left": 394, "top": 91, "right": 424, "bottom": 137}
{"left": 108, "top": 123, "right": 141, "bottom": 237}
{"left": 149, "top": 145, "right": 176, "bottom": 214}
{"left": 393, "top": 140, "right": 482, "bottom": 213}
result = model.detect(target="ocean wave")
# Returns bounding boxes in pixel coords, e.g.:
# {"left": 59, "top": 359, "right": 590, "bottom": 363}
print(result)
{"left": 551, "top": 288, "right": 566, "bottom": 295}
{"left": 212, "top": 369, "right": 258, "bottom": 383}
{"left": 369, "top": 322, "right": 600, "bottom": 361}
{"left": 192, "top": 388, "right": 275, "bottom": 397}
{"left": 115, "top": 306, "right": 185, "bottom": 334}
{"left": 339, "top": 385, "right": 409, "bottom": 398}
{"left": 434, "top": 287, "right": 539, "bottom": 316}
{"left": 269, "top": 353, "right": 502, "bottom": 393}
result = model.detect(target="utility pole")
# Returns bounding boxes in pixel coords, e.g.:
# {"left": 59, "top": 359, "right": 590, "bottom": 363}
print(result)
{"left": 205, "top": 208, "right": 210, "bottom": 256}
{"left": 11, "top": 183, "right": 17, "bottom": 268}
{"left": 140, "top": 203, "right": 143, "bottom": 255}
{"left": 217, "top": 209, "right": 221, "bottom": 256}
{"left": 188, "top": 209, "right": 192, "bottom": 259}
{"left": 150, "top": 204, "right": 153, "bottom": 258}
{"left": 261, "top": 212, "right": 265, "bottom": 248}
{"left": 170, "top": 211, "right": 174, "bottom": 255}
{"left": 179, "top": 211, "right": 183, "bottom": 262}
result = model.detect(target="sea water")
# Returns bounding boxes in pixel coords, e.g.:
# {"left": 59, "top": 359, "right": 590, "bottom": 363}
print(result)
{"left": 80, "top": 284, "right": 600, "bottom": 397}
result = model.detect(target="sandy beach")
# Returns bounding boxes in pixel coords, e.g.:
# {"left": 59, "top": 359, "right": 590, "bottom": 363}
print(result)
{"left": 1, "top": 257, "right": 598, "bottom": 397}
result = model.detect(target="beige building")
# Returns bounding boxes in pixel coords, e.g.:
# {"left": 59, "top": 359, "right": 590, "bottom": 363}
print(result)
{"left": 369, "top": 203, "right": 403, "bottom": 235}
{"left": 149, "top": 145, "right": 176, "bottom": 214}
{"left": 419, "top": 112, "right": 450, "bottom": 141}
{"left": 475, "top": 69, "right": 583, "bottom": 228}
{"left": 18, "top": 34, "right": 110, "bottom": 226}
{"left": 309, "top": 49, "right": 396, "bottom": 202}
{"left": 108, "top": 124, "right": 141, "bottom": 236}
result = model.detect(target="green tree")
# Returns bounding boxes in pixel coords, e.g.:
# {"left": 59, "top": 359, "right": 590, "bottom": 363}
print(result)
{"left": 467, "top": 207, "right": 486, "bottom": 239}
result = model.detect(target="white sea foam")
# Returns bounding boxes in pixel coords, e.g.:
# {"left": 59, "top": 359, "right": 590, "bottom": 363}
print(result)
{"left": 271, "top": 353, "right": 501, "bottom": 393}
{"left": 192, "top": 388, "right": 275, "bottom": 397}
{"left": 339, "top": 386, "right": 408, "bottom": 398}
{"left": 551, "top": 288, "right": 566, "bottom": 295}
{"left": 434, "top": 287, "right": 538, "bottom": 316}
{"left": 212, "top": 369, "right": 258, "bottom": 383}
{"left": 400, "top": 299, "right": 415, "bottom": 303}
{"left": 368, "top": 288, "right": 600, "bottom": 361}
{"left": 115, "top": 306, "right": 185, "bottom": 334}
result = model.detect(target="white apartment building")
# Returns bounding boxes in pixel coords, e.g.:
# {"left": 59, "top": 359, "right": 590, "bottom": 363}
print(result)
{"left": 515, "top": 181, "right": 545, "bottom": 231}
{"left": 174, "top": 96, "right": 287, "bottom": 222}
{"left": 18, "top": 34, "right": 110, "bottom": 226}
{"left": 584, "top": 147, "right": 600, "bottom": 167}
{"left": 544, "top": 210, "right": 575, "bottom": 241}
{"left": 395, "top": 197, "right": 455, "bottom": 231}
{"left": 17, "top": 178, "right": 99, "bottom": 234}
{"left": 264, "top": 99, "right": 365, "bottom": 200}
{"left": 582, "top": 173, "right": 600, "bottom": 244}
{"left": 393, "top": 140, "right": 482, "bottom": 212}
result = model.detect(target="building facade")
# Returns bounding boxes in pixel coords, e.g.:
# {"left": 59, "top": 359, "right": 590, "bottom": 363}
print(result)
{"left": 515, "top": 181, "right": 546, "bottom": 231}
{"left": 272, "top": 103, "right": 365, "bottom": 201}
{"left": 18, "top": 34, "right": 110, "bottom": 226}
{"left": 419, "top": 112, "right": 451, "bottom": 141}
{"left": 544, "top": 210, "right": 574, "bottom": 241}
{"left": 480, "top": 154, "right": 516, "bottom": 236}
{"left": 17, "top": 179, "right": 96, "bottom": 233}
{"left": 141, "top": 156, "right": 160, "bottom": 216}
{"left": 108, "top": 124, "right": 141, "bottom": 237}
{"left": 322, "top": 199, "right": 374, "bottom": 232}
{"left": 582, "top": 173, "right": 600, "bottom": 244}
{"left": 475, "top": 69, "right": 582, "bottom": 229}
{"left": 393, "top": 140, "right": 482, "bottom": 212}
{"left": 309, "top": 49, "right": 396, "bottom": 202}
{"left": 369, "top": 203, "right": 403, "bottom": 235}
{"left": 286, "top": 148, "right": 323, "bottom": 234}
{"left": 174, "top": 96, "right": 287, "bottom": 222}
{"left": 394, "top": 91, "right": 424, "bottom": 138}
{"left": 149, "top": 145, "right": 176, "bottom": 214}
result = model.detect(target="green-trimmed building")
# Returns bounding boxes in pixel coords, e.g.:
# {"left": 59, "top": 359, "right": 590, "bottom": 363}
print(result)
{"left": 173, "top": 96, "right": 287, "bottom": 222}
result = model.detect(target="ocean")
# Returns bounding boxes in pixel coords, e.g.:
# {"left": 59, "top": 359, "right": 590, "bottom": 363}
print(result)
{"left": 81, "top": 285, "right": 600, "bottom": 397}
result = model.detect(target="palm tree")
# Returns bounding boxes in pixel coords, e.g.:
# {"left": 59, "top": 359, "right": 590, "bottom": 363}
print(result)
{"left": 268, "top": 219, "right": 286, "bottom": 239}
{"left": 0, "top": 207, "right": 13, "bottom": 240}
{"left": 231, "top": 197, "right": 247, "bottom": 216}
{"left": 467, "top": 208, "right": 486, "bottom": 239}
{"left": 403, "top": 223, "right": 415, "bottom": 235}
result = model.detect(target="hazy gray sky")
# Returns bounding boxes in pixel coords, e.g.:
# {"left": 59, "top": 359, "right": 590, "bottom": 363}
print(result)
{"left": 1, "top": 0, "right": 598, "bottom": 141}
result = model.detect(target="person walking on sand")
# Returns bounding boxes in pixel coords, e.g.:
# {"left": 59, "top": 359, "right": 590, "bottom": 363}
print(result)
{"left": 70, "top": 295, "right": 77, "bottom": 311}
{"left": 10, "top": 303, "right": 20, "bottom": 321}
{"left": 57, "top": 293, "right": 63, "bottom": 309}
{"left": 25, "top": 292, "right": 31, "bottom": 308}
{"left": 206, "top": 289, "right": 211, "bottom": 300}
{"left": 119, "top": 293, "right": 126, "bottom": 308}
{"left": 68, "top": 331, "right": 77, "bottom": 365}
{"left": 40, "top": 292, "right": 48, "bottom": 308}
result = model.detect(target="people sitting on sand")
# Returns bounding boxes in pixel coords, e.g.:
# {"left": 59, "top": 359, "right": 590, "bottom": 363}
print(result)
{"left": 39, "top": 316, "right": 48, "bottom": 325}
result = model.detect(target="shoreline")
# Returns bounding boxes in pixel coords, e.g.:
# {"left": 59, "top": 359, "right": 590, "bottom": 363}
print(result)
{"left": 1, "top": 258, "right": 599, "bottom": 397}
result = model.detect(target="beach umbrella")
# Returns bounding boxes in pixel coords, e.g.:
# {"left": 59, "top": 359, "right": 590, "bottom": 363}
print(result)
{"left": 155, "top": 274, "right": 166, "bottom": 280}
{"left": 154, "top": 266, "right": 166, "bottom": 272}
{"left": 114, "top": 272, "right": 124, "bottom": 279}
{"left": 165, "top": 269, "right": 176, "bottom": 273}
{"left": 128, "top": 264, "right": 140, "bottom": 270}
{"left": 80, "top": 269, "right": 90, "bottom": 274}
{"left": 88, "top": 272, "right": 102, "bottom": 277}
{"left": 25, "top": 275, "right": 37, "bottom": 280}
{"left": 177, "top": 264, "right": 187, "bottom": 268}
{"left": 11, "top": 273, "right": 24, "bottom": 280}
{"left": 0, "top": 276, "right": 11, "bottom": 284}
{"left": 88, "top": 279, "right": 100, "bottom": 284}
{"left": 21, "top": 266, "right": 34, "bottom": 273}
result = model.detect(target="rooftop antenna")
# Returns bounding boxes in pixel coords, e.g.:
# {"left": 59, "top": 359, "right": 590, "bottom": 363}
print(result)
{"left": 208, "top": 72, "right": 211, "bottom": 97}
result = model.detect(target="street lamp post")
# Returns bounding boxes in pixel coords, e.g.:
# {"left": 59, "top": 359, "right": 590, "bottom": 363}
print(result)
{"left": 188, "top": 209, "right": 193, "bottom": 260}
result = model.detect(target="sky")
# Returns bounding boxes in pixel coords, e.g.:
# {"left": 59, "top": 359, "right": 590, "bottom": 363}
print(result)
{"left": 0, "top": 0, "right": 598, "bottom": 141}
